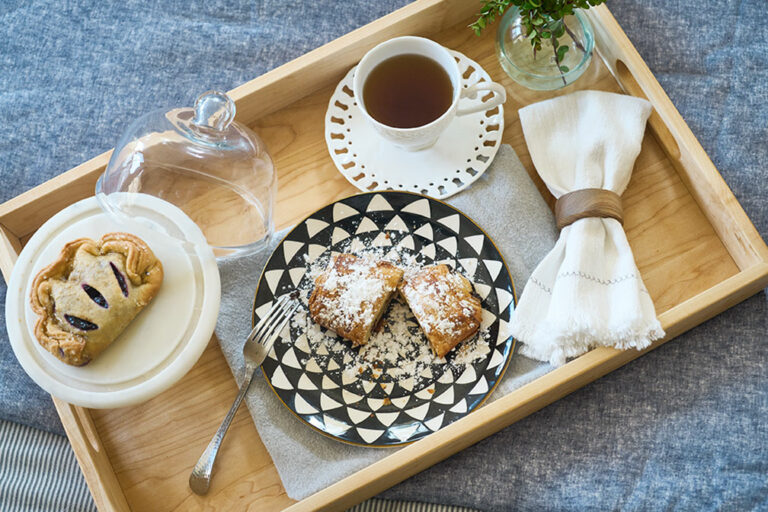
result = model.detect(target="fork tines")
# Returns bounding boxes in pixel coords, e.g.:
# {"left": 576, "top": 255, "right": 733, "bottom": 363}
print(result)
{"left": 249, "top": 294, "right": 300, "bottom": 347}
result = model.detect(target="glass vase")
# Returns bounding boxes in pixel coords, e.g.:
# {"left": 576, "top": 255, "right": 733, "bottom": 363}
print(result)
{"left": 496, "top": 7, "right": 594, "bottom": 91}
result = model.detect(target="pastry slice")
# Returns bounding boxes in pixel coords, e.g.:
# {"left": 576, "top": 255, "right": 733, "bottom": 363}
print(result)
{"left": 30, "top": 232, "right": 163, "bottom": 366}
{"left": 308, "top": 253, "right": 403, "bottom": 346}
{"left": 399, "top": 264, "right": 482, "bottom": 358}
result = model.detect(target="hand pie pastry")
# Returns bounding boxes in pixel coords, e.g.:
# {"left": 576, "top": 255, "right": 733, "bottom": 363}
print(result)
{"left": 399, "top": 264, "right": 482, "bottom": 358}
{"left": 309, "top": 253, "right": 403, "bottom": 346}
{"left": 30, "top": 232, "right": 163, "bottom": 366}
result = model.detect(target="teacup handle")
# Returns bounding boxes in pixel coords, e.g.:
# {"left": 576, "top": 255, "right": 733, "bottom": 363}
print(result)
{"left": 456, "top": 82, "right": 507, "bottom": 116}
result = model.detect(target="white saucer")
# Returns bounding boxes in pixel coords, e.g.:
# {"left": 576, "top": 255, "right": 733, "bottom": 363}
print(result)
{"left": 5, "top": 194, "right": 220, "bottom": 408}
{"left": 324, "top": 49, "right": 505, "bottom": 199}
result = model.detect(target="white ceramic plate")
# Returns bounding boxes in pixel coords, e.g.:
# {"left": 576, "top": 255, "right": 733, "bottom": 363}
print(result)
{"left": 5, "top": 194, "right": 220, "bottom": 408}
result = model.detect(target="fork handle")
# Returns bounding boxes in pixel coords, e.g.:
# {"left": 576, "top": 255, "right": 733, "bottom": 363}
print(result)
{"left": 189, "top": 368, "right": 256, "bottom": 495}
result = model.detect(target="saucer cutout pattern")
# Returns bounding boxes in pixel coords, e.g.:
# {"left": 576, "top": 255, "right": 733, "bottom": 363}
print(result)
{"left": 254, "top": 192, "right": 516, "bottom": 446}
{"left": 324, "top": 50, "right": 505, "bottom": 199}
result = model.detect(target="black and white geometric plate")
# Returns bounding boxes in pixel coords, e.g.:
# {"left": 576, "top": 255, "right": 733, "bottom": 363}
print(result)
{"left": 253, "top": 192, "right": 516, "bottom": 446}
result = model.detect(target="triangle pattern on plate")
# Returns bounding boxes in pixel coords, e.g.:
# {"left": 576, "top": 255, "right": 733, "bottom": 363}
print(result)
{"left": 390, "top": 423, "right": 420, "bottom": 443}
{"left": 305, "top": 357, "right": 322, "bottom": 373}
{"left": 464, "top": 234, "right": 485, "bottom": 254}
{"left": 398, "top": 377, "right": 415, "bottom": 392}
{"left": 347, "top": 407, "right": 369, "bottom": 425}
{"left": 323, "top": 414, "right": 350, "bottom": 434}
{"left": 458, "top": 257, "right": 478, "bottom": 278}
{"left": 320, "top": 393, "right": 343, "bottom": 411}
{"left": 270, "top": 366, "right": 293, "bottom": 390}
{"left": 322, "top": 375, "right": 340, "bottom": 389}
{"left": 371, "top": 231, "right": 392, "bottom": 247}
{"left": 390, "top": 396, "right": 410, "bottom": 409}
{"left": 487, "top": 349, "right": 505, "bottom": 370}
{"left": 294, "top": 394, "right": 319, "bottom": 415}
{"left": 433, "top": 387, "right": 455, "bottom": 405}
{"left": 384, "top": 215, "right": 408, "bottom": 232}
{"left": 297, "top": 373, "right": 317, "bottom": 390}
{"left": 437, "top": 370, "right": 455, "bottom": 384}
{"left": 437, "top": 214, "right": 461, "bottom": 232}
{"left": 437, "top": 236, "right": 456, "bottom": 255}
{"left": 413, "top": 223, "right": 434, "bottom": 240}
{"left": 254, "top": 301, "right": 273, "bottom": 321}
{"left": 367, "top": 194, "right": 394, "bottom": 212}
{"left": 367, "top": 397, "right": 385, "bottom": 411}
{"left": 305, "top": 219, "right": 329, "bottom": 238}
{"left": 401, "top": 198, "right": 431, "bottom": 217}
{"left": 332, "top": 226, "right": 351, "bottom": 245}
{"left": 496, "top": 287, "right": 514, "bottom": 311}
{"left": 333, "top": 202, "right": 358, "bottom": 222}
{"left": 376, "top": 411, "right": 400, "bottom": 427}
{"left": 484, "top": 260, "right": 503, "bottom": 281}
{"left": 424, "top": 413, "right": 445, "bottom": 432}
{"left": 449, "top": 399, "right": 468, "bottom": 414}
{"left": 361, "top": 380, "right": 376, "bottom": 394}
{"left": 349, "top": 238, "right": 367, "bottom": 253}
{"left": 468, "top": 376, "right": 489, "bottom": 395}
{"left": 355, "top": 216, "right": 379, "bottom": 234}
{"left": 481, "top": 309, "right": 496, "bottom": 330}
{"left": 342, "top": 389, "right": 363, "bottom": 404}
{"left": 255, "top": 193, "right": 518, "bottom": 446}
{"left": 306, "top": 244, "right": 326, "bottom": 263}
{"left": 294, "top": 334, "right": 311, "bottom": 354}
{"left": 456, "top": 366, "right": 477, "bottom": 385}
{"left": 415, "top": 387, "right": 434, "bottom": 400}
{"left": 283, "top": 240, "right": 305, "bottom": 263}
{"left": 289, "top": 267, "right": 307, "bottom": 287}
{"left": 404, "top": 402, "right": 430, "bottom": 421}
{"left": 474, "top": 283, "right": 491, "bottom": 300}
{"left": 398, "top": 234, "right": 416, "bottom": 251}
{"left": 357, "top": 427, "right": 384, "bottom": 444}
{"left": 281, "top": 347, "right": 302, "bottom": 369}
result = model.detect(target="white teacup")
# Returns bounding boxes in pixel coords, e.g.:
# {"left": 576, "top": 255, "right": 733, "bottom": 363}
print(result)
{"left": 353, "top": 36, "right": 506, "bottom": 151}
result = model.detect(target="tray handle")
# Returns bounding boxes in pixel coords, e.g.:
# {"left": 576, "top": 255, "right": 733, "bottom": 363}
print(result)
{"left": 586, "top": 5, "right": 768, "bottom": 271}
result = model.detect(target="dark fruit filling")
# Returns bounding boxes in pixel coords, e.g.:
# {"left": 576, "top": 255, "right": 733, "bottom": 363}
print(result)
{"left": 82, "top": 284, "right": 108, "bottom": 308}
{"left": 110, "top": 262, "right": 129, "bottom": 297}
{"left": 65, "top": 314, "right": 98, "bottom": 331}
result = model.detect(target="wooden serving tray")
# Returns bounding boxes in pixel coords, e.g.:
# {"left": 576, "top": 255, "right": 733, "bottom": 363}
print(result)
{"left": 2, "top": 1, "right": 767, "bottom": 510}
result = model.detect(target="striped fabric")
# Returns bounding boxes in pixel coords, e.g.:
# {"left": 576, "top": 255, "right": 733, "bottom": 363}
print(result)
{"left": 349, "top": 499, "right": 478, "bottom": 512}
{"left": 0, "top": 419, "right": 477, "bottom": 512}
{"left": 0, "top": 420, "right": 95, "bottom": 512}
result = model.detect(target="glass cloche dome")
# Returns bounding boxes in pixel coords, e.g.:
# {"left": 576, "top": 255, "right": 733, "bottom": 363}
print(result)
{"left": 96, "top": 90, "right": 275, "bottom": 258}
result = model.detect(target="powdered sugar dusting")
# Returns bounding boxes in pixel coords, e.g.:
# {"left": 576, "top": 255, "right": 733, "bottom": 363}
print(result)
{"left": 289, "top": 235, "right": 493, "bottom": 390}
{"left": 308, "top": 254, "right": 397, "bottom": 339}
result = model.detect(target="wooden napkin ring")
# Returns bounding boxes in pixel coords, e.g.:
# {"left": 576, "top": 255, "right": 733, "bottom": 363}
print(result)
{"left": 555, "top": 188, "right": 624, "bottom": 230}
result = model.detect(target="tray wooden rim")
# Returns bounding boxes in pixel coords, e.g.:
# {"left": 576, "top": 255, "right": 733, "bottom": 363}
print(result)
{"left": 1, "top": 2, "right": 767, "bottom": 511}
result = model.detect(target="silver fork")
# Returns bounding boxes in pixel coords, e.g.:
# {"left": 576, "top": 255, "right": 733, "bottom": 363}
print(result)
{"left": 189, "top": 294, "right": 300, "bottom": 495}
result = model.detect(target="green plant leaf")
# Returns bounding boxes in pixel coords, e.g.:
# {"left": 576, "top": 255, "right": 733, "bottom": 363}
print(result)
{"left": 560, "top": 65, "right": 570, "bottom": 72}
{"left": 557, "top": 44, "right": 569, "bottom": 61}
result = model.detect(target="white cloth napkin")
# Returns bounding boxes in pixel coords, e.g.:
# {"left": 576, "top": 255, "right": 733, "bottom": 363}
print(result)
{"left": 510, "top": 90, "right": 664, "bottom": 366}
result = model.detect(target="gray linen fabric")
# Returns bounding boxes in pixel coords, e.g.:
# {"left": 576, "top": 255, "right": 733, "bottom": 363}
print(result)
{"left": 1, "top": 0, "right": 766, "bottom": 510}
{"left": 215, "top": 145, "right": 557, "bottom": 500}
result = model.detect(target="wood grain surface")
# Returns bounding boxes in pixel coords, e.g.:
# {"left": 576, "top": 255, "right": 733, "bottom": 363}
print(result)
{"left": 1, "top": 2, "right": 767, "bottom": 511}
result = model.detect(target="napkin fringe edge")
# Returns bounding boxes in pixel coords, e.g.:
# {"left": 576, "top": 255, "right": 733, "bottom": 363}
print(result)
{"left": 513, "top": 320, "right": 665, "bottom": 366}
